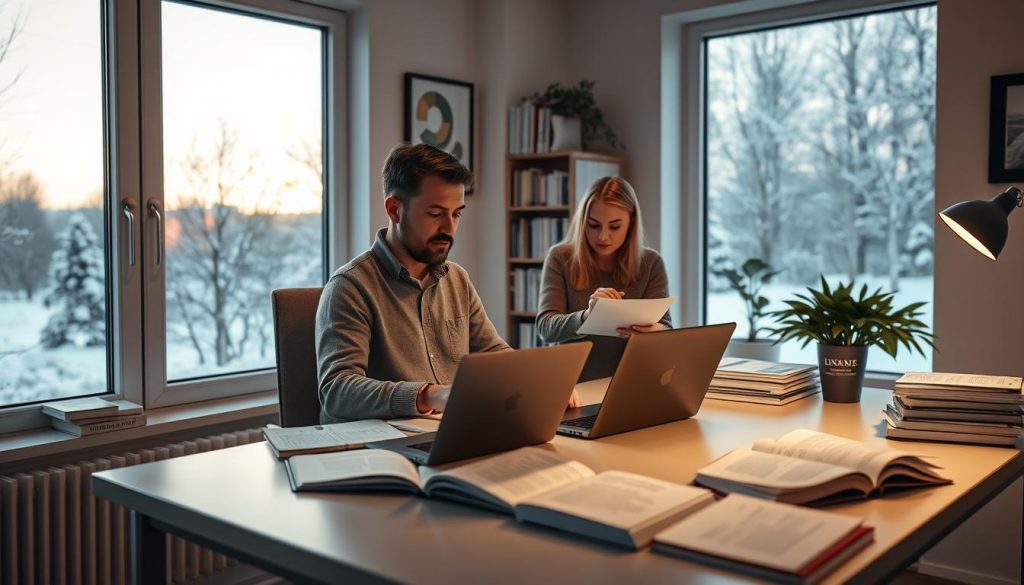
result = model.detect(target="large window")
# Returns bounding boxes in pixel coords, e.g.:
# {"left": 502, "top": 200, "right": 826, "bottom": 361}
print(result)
{"left": 704, "top": 5, "right": 936, "bottom": 373}
{"left": 0, "top": 0, "right": 345, "bottom": 415}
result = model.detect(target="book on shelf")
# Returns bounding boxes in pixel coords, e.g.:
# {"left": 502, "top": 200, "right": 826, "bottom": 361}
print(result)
{"left": 694, "top": 429, "right": 950, "bottom": 505}
{"left": 512, "top": 168, "right": 568, "bottom": 207}
{"left": 264, "top": 419, "right": 406, "bottom": 460}
{"left": 42, "top": 396, "right": 121, "bottom": 422}
{"left": 508, "top": 101, "right": 553, "bottom": 155}
{"left": 517, "top": 322, "right": 541, "bottom": 349}
{"left": 286, "top": 446, "right": 716, "bottom": 550}
{"left": 509, "top": 217, "right": 568, "bottom": 259}
{"left": 510, "top": 267, "right": 543, "bottom": 312}
{"left": 653, "top": 494, "right": 874, "bottom": 585}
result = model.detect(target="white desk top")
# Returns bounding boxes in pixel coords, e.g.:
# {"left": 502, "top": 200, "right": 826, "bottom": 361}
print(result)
{"left": 93, "top": 381, "right": 1023, "bottom": 585}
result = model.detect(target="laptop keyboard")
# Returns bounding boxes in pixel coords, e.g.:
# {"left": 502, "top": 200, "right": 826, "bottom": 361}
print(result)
{"left": 561, "top": 415, "right": 597, "bottom": 430}
{"left": 407, "top": 441, "right": 434, "bottom": 453}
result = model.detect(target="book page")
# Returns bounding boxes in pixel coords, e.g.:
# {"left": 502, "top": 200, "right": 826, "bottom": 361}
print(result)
{"left": 287, "top": 449, "right": 421, "bottom": 488}
{"left": 576, "top": 296, "right": 675, "bottom": 337}
{"left": 697, "top": 449, "right": 858, "bottom": 490}
{"left": 716, "top": 358, "right": 816, "bottom": 378}
{"left": 265, "top": 420, "right": 405, "bottom": 453}
{"left": 423, "top": 447, "right": 594, "bottom": 507}
{"left": 655, "top": 494, "right": 864, "bottom": 573}
{"left": 518, "top": 471, "right": 711, "bottom": 530}
{"left": 752, "top": 430, "right": 904, "bottom": 486}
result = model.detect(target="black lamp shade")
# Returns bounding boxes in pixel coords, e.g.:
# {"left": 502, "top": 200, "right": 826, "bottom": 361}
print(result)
{"left": 939, "top": 188, "right": 1020, "bottom": 260}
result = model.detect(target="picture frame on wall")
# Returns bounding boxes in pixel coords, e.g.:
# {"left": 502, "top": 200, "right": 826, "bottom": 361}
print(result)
{"left": 989, "top": 73, "right": 1024, "bottom": 183}
{"left": 404, "top": 73, "right": 474, "bottom": 192}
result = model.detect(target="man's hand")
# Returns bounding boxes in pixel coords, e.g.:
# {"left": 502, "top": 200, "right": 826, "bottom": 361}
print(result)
{"left": 615, "top": 322, "right": 669, "bottom": 338}
{"left": 582, "top": 288, "right": 625, "bottom": 321}
{"left": 416, "top": 384, "right": 451, "bottom": 414}
{"left": 566, "top": 388, "right": 581, "bottom": 409}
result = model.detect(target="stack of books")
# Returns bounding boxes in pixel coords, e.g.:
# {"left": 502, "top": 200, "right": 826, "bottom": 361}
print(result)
{"left": 884, "top": 372, "right": 1024, "bottom": 447}
{"left": 42, "top": 396, "right": 146, "bottom": 437}
{"left": 707, "top": 357, "right": 820, "bottom": 406}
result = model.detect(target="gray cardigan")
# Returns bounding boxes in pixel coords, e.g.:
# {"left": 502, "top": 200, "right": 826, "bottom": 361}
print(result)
{"left": 536, "top": 243, "right": 672, "bottom": 381}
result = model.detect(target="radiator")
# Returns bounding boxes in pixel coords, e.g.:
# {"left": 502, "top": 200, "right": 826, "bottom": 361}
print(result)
{"left": 0, "top": 428, "right": 265, "bottom": 585}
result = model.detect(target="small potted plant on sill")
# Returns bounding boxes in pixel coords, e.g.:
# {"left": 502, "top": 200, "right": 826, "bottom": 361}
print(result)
{"left": 715, "top": 258, "right": 781, "bottom": 362}
{"left": 768, "top": 277, "right": 934, "bottom": 403}
{"left": 529, "top": 80, "right": 625, "bottom": 152}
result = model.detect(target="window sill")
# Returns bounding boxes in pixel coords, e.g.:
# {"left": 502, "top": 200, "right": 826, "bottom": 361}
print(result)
{"left": 0, "top": 391, "right": 279, "bottom": 469}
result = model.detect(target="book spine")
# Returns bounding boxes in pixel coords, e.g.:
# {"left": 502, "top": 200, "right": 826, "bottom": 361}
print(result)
{"left": 58, "top": 416, "right": 147, "bottom": 437}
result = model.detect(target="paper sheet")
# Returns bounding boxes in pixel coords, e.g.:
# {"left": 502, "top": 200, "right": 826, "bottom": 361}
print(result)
{"left": 576, "top": 296, "right": 676, "bottom": 337}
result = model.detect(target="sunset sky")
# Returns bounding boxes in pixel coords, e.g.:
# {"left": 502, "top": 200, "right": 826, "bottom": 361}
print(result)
{"left": 0, "top": 0, "right": 324, "bottom": 214}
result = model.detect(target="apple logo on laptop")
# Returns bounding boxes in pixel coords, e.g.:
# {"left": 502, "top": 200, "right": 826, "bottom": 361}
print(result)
{"left": 660, "top": 368, "right": 675, "bottom": 387}
{"left": 504, "top": 392, "right": 520, "bottom": 411}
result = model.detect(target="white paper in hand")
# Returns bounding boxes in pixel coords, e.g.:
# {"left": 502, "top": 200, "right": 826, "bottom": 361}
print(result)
{"left": 576, "top": 296, "right": 676, "bottom": 337}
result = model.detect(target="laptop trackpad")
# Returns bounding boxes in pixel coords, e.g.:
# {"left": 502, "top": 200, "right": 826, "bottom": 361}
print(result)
{"left": 561, "top": 403, "right": 600, "bottom": 422}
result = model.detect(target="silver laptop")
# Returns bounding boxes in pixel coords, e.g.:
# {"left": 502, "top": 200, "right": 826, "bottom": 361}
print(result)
{"left": 558, "top": 323, "right": 735, "bottom": 439}
{"left": 367, "top": 342, "right": 592, "bottom": 466}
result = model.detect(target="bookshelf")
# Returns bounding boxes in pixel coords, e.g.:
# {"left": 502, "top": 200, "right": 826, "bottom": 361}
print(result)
{"left": 505, "top": 151, "right": 624, "bottom": 349}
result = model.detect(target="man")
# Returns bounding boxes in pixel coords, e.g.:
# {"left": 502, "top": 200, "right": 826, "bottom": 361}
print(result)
{"left": 315, "top": 144, "right": 510, "bottom": 422}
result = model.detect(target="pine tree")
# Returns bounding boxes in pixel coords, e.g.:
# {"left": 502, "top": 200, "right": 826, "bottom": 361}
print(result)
{"left": 41, "top": 213, "right": 105, "bottom": 348}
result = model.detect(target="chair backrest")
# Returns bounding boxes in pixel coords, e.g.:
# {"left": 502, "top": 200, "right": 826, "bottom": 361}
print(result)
{"left": 271, "top": 287, "right": 324, "bottom": 427}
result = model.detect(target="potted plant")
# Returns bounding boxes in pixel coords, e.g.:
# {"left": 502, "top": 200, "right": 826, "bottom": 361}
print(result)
{"left": 768, "top": 277, "right": 934, "bottom": 403}
{"left": 715, "top": 258, "right": 781, "bottom": 362}
{"left": 529, "top": 80, "right": 625, "bottom": 151}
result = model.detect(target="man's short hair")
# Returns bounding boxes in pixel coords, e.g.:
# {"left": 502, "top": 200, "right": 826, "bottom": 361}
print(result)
{"left": 382, "top": 143, "right": 473, "bottom": 201}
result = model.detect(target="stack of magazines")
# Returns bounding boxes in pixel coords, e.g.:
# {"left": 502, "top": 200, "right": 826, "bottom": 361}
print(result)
{"left": 707, "top": 358, "right": 820, "bottom": 406}
{"left": 884, "top": 372, "right": 1024, "bottom": 447}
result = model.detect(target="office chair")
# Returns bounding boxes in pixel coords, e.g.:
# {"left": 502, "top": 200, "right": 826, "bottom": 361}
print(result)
{"left": 271, "top": 287, "right": 324, "bottom": 427}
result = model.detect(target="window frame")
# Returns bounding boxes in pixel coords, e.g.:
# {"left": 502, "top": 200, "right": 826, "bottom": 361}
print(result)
{"left": 681, "top": 0, "right": 936, "bottom": 380}
{"left": 0, "top": 0, "right": 348, "bottom": 431}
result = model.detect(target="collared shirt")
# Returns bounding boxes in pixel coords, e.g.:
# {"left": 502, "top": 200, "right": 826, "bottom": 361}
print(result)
{"left": 315, "top": 228, "right": 511, "bottom": 422}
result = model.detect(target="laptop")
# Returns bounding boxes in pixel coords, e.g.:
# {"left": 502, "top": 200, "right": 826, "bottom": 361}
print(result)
{"left": 367, "top": 342, "right": 592, "bottom": 466}
{"left": 558, "top": 322, "right": 735, "bottom": 439}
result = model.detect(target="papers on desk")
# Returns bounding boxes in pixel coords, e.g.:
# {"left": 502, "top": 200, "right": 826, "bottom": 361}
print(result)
{"left": 576, "top": 296, "right": 675, "bottom": 337}
{"left": 707, "top": 358, "right": 821, "bottom": 406}
{"left": 264, "top": 420, "right": 405, "bottom": 459}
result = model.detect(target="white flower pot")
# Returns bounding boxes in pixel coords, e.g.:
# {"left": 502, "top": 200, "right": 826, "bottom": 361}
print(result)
{"left": 724, "top": 339, "right": 780, "bottom": 362}
{"left": 550, "top": 115, "right": 582, "bottom": 151}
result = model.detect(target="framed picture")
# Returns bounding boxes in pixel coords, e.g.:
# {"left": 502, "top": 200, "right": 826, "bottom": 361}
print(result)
{"left": 989, "top": 73, "right": 1024, "bottom": 183}
{"left": 404, "top": 73, "right": 474, "bottom": 190}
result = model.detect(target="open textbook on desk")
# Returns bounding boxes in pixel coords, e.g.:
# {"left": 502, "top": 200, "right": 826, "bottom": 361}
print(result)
{"left": 286, "top": 446, "right": 714, "bottom": 549}
{"left": 695, "top": 429, "right": 950, "bottom": 505}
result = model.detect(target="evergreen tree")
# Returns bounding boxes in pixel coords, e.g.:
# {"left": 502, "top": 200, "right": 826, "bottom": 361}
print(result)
{"left": 41, "top": 213, "right": 105, "bottom": 348}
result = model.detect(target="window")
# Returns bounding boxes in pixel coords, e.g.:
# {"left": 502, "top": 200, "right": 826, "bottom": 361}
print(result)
{"left": 0, "top": 0, "right": 345, "bottom": 416}
{"left": 703, "top": 5, "right": 936, "bottom": 373}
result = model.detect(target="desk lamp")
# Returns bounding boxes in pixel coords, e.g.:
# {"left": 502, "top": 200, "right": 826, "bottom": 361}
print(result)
{"left": 939, "top": 186, "right": 1023, "bottom": 259}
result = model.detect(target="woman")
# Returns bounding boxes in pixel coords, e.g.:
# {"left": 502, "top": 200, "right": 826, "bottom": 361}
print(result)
{"left": 536, "top": 176, "right": 671, "bottom": 383}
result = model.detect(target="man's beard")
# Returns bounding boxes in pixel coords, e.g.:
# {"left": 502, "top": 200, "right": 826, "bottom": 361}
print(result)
{"left": 399, "top": 216, "right": 454, "bottom": 267}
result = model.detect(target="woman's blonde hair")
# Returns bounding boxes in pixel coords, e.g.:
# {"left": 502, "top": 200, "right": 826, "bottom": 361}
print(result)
{"left": 564, "top": 176, "right": 646, "bottom": 291}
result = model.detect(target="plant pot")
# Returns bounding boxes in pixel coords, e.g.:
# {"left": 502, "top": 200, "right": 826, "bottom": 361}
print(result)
{"left": 724, "top": 339, "right": 780, "bottom": 362}
{"left": 816, "top": 344, "right": 868, "bottom": 403}
{"left": 550, "top": 115, "right": 582, "bottom": 151}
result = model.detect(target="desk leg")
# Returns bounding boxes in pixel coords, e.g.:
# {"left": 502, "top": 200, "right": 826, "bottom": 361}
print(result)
{"left": 131, "top": 510, "right": 166, "bottom": 585}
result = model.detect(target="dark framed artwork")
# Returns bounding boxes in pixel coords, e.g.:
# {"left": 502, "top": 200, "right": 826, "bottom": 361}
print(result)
{"left": 404, "top": 73, "right": 474, "bottom": 191}
{"left": 989, "top": 73, "right": 1024, "bottom": 183}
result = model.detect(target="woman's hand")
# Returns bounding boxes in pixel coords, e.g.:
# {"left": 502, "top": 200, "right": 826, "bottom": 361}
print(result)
{"left": 582, "top": 287, "right": 625, "bottom": 321}
{"left": 615, "top": 322, "right": 669, "bottom": 338}
{"left": 566, "top": 388, "right": 581, "bottom": 409}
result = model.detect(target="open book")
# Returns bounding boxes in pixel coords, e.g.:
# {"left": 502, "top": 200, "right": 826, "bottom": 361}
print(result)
{"left": 285, "top": 446, "right": 713, "bottom": 549}
{"left": 694, "top": 429, "right": 950, "bottom": 505}
{"left": 653, "top": 494, "right": 873, "bottom": 584}
{"left": 264, "top": 420, "right": 405, "bottom": 459}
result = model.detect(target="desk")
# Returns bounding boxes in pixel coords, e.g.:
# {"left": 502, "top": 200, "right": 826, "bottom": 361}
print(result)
{"left": 93, "top": 383, "right": 1023, "bottom": 585}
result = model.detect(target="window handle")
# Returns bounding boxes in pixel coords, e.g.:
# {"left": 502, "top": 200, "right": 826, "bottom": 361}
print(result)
{"left": 148, "top": 200, "right": 164, "bottom": 266}
{"left": 121, "top": 199, "right": 137, "bottom": 267}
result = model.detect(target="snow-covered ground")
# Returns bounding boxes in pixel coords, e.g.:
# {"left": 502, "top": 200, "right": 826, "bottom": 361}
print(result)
{"left": 707, "top": 274, "right": 933, "bottom": 373}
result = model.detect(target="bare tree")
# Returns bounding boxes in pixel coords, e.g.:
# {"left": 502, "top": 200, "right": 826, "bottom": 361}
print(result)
{"left": 166, "top": 120, "right": 276, "bottom": 367}
{"left": 0, "top": 172, "right": 55, "bottom": 298}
